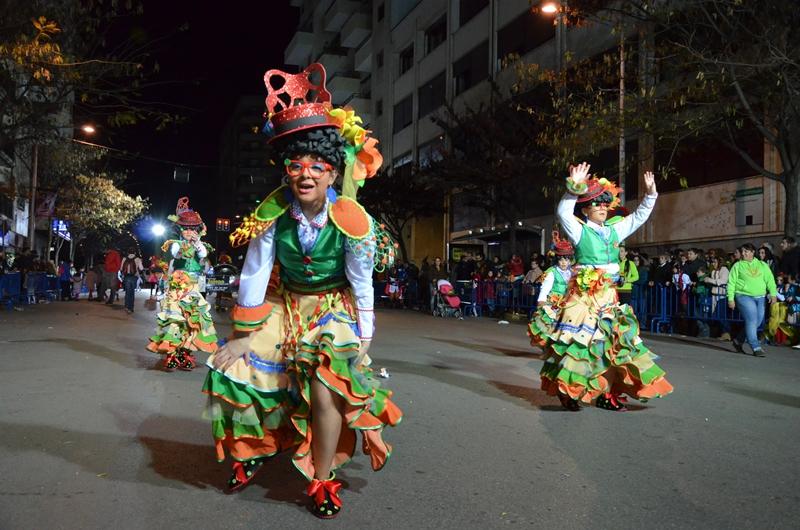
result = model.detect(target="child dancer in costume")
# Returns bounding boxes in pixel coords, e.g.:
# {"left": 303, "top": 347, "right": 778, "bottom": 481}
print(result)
{"left": 203, "top": 64, "right": 402, "bottom": 519}
{"left": 529, "top": 163, "right": 673, "bottom": 411}
{"left": 535, "top": 232, "right": 574, "bottom": 308}
{"left": 147, "top": 198, "right": 218, "bottom": 371}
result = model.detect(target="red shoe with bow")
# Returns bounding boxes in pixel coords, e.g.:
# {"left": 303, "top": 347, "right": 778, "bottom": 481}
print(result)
{"left": 307, "top": 475, "right": 343, "bottom": 519}
{"left": 596, "top": 392, "right": 627, "bottom": 411}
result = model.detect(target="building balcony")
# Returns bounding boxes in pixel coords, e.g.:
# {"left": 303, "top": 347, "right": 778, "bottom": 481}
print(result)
{"left": 324, "top": 0, "right": 360, "bottom": 32}
{"left": 318, "top": 51, "right": 348, "bottom": 78}
{"left": 354, "top": 37, "right": 372, "bottom": 72}
{"left": 328, "top": 74, "right": 360, "bottom": 105}
{"left": 341, "top": 12, "right": 371, "bottom": 48}
{"left": 285, "top": 31, "right": 313, "bottom": 66}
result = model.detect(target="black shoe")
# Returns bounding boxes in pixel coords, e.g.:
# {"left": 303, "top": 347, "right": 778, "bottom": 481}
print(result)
{"left": 227, "top": 458, "right": 264, "bottom": 492}
{"left": 558, "top": 392, "right": 581, "bottom": 411}
{"left": 307, "top": 477, "right": 342, "bottom": 519}
{"left": 753, "top": 347, "right": 766, "bottom": 357}
{"left": 596, "top": 393, "right": 627, "bottom": 411}
{"left": 732, "top": 338, "right": 745, "bottom": 353}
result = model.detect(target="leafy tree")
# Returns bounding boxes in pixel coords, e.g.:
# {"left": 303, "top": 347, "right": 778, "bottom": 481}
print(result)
{"left": 413, "top": 80, "right": 557, "bottom": 254}
{"left": 516, "top": 0, "right": 800, "bottom": 236}
{"left": 0, "top": 0, "right": 182, "bottom": 153}
{"left": 55, "top": 173, "right": 147, "bottom": 261}
{"left": 358, "top": 170, "right": 445, "bottom": 262}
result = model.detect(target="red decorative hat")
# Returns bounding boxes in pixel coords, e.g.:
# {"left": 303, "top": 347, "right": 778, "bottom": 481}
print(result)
{"left": 575, "top": 177, "right": 623, "bottom": 209}
{"left": 263, "top": 63, "right": 337, "bottom": 143}
{"left": 552, "top": 230, "right": 574, "bottom": 256}
{"left": 171, "top": 197, "right": 203, "bottom": 227}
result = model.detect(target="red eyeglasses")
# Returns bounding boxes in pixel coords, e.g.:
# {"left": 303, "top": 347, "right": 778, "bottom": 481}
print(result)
{"left": 284, "top": 159, "right": 333, "bottom": 179}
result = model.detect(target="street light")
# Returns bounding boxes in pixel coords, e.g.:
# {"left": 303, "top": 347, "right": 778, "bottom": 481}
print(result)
{"left": 151, "top": 223, "right": 165, "bottom": 237}
{"left": 541, "top": 2, "right": 559, "bottom": 14}
{"left": 80, "top": 124, "right": 96, "bottom": 135}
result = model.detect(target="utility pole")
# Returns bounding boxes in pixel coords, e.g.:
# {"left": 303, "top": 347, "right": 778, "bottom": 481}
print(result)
{"left": 27, "top": 144, "right": 38, "bottom": 251}
{"left": 618, "top": 23, "right": 626, "bottom": 203}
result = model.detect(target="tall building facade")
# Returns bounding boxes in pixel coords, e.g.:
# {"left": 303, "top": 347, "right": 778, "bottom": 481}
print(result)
{"left": 283, "top": 0, "right": 787, "bottom": 261}
{"left": 218, "top": 95, "right": 283, "bottom": 238}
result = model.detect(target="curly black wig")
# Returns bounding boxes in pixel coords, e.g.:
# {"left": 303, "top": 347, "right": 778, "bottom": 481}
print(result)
{"left": 574, "top": 190, "right": 614, "bottom": 216}
{"left": 271, "top": 127, "right": 347, "bottom": 172}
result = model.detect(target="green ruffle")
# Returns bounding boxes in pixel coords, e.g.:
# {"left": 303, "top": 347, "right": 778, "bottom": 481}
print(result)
{"left": 202, "top": 370, "right": 292, "bottom": 441}
{"left": 534, "top": 299, "right": 667, "bottom": 391}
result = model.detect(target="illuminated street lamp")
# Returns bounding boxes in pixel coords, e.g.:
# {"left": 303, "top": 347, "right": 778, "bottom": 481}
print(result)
{"left": 540, "top": 2, "right": 559, "bottom": 14}
{"left": 151, "top": 223, "right": 166, "bottom": 237}
{"left": 81, "top": 124, "right": 96, "bottom": 135}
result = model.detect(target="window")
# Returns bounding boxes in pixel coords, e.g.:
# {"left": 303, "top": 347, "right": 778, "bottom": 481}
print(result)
{"left": 377, "top": 2, "right": 385, "bottom": 21}
{"left": 399, "top": 44, "right": 414, "bottom": 76}
{"left": 417, "top": 71, "right": 446, "bottom": 118}
{"left": 393, "top": 95, "right": 413, "bottom": 133}
{"left": 377, "top": 50, "right": 384, "bottom": 68}
{"left": 497, "top": 11, "right": 555, "bottom": 63}
{"left": 393, "top": 152, "right": 413, "bottom": 179}
{"left": 424, "top": 15, "right": 447, "bottom": 55}
{"left": 376, "top": 99, "right": 383, "bottom": 117}
{"left": 453, "top": 40, "right": 488, "bottom": 95}
{"left": 418, "top": 138, "right": 445, "bottom": 167}
{"left": 459, "top": 0, "right": 488, "bottom": 26}
{"left": 655, "top": 132, "right": 762, "bottom": 193}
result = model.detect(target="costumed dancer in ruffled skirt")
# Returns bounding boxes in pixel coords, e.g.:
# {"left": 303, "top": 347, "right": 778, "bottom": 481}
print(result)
{"left": 147, "top": 198, "right": 218, "bottom": 371}
{"left": 529, "top": 162, "right": 673, "bottom": 411}
{"left": 203, "top": 63, "right": 402, "bottom": 519}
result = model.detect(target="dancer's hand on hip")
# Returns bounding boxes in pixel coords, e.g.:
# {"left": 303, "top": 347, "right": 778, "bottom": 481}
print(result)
{"left": 213, "top": 337, "right": 251, "bottom": 371}
{"left": 355, "top": 340, "right": 372, "bottom": 368}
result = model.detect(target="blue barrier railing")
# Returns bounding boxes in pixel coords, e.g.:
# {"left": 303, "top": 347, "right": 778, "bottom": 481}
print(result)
{"left": 0, "top": 272, "right": 22, "bottom": 310}
{"left": 373, "top": 277, "right": 766, "bottom": 335}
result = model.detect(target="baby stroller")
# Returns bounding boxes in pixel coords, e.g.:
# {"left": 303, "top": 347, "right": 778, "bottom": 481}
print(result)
{"left": 432, "top": 279, "right": 462, "bottom": 318}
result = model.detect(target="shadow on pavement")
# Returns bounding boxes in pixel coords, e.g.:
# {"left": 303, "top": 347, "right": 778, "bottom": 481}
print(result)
{"left": 426, "top": 337, "right": 542, "bottom": 359}
{"left": 718, "top": 383, "right": 800, "bottom": 408}
{"left": 7, "top": 337, "right": 148, "bottom": 369}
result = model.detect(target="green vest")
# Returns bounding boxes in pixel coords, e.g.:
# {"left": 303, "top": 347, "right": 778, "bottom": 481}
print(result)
{"left": 575, "top": 222, "right": 620, "bottom": 266}
{"left": 546, "top": 266, "right": 569, "bottom": 296}
{"left": 274, "top": 212, "right": 348, "bottom": 293}
{"left": 173, "top": 251, "right": 204, "bottom": 274}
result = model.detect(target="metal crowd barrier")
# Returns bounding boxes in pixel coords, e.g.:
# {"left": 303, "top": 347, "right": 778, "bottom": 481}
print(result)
{"left": 0, "top": 272, "right": 21, "bottom": 310}
{"left": 630, "top": 284, "right": 745, "bottom": 333}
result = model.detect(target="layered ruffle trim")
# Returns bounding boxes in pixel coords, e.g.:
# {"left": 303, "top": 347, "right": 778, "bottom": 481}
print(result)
{"left": 202, "top": 318, "right": 402, "bottom": 480}
{"left": 147, "top": 291, "right": 217, "bottom": 354}
{"left": 530, "top": 296, "right": 673, "bottom": 403}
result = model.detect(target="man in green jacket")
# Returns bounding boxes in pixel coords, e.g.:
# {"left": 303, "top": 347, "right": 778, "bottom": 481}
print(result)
{"left": 617, "top": 244, "right": 639, "bottom": 306}
{"left": 727, "top": 243, "right": 778, "bottom": 356}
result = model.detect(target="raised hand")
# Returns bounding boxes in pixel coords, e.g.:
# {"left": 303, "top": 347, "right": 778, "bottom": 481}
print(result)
{"left": 643, "top": 170, "right": 657, "bottom": 195}
{"left": 569, "top": 162, "right": 591, "bottom": 184}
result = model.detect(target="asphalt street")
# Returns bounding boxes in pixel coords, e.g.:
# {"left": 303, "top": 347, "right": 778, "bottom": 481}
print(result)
{"left": 1, "top": 293, "right": 798, "bottom": 529}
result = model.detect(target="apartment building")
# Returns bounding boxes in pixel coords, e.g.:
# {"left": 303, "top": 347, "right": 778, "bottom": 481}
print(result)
{"left": 284, "top": 0, "right": 787, "bottom": 261}
{"left": 218, "top": 96, "right": 283, "bottom": 226}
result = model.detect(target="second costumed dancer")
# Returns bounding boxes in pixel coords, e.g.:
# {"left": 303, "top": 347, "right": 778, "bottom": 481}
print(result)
{"left": 203, "top": 63, "right": 402, "bottom": 519}
{"left": 147, "top": 198, "right": 218, "bottom": 370}
{"left": 529, "top": 162, "right": 673, "bottom": 411}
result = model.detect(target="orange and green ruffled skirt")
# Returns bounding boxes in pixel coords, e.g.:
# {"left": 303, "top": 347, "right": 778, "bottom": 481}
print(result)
{"left": 147, "top": 270, "right": 218, "bottom": 355}
{"left": 528, "top": 269, "right": 673, "bottom": 403}
{"left": 202, "top": 287, "right": 403, "bottom": 481}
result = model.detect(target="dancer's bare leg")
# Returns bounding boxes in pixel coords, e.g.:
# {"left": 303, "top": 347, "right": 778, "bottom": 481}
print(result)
{"left": 310, "top": 376, "right": 345, "bottom": 480}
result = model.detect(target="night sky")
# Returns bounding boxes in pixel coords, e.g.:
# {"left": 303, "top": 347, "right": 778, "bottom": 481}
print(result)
{"left": 110, "top": 1, "right": 298, "bottom": 237}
